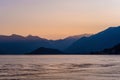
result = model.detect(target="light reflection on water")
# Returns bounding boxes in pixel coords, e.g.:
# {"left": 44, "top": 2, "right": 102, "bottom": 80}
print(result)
{"left": 0, "top": 55, "right": 120, "bottom": 80}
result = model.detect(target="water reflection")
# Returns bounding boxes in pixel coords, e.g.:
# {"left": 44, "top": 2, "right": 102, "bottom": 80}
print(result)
{"left": 0, "top": 55, "right": 120, "bottom": 80}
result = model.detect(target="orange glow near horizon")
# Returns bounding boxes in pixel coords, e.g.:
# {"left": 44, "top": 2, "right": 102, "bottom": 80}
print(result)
{"left": 0, "top": 0, "right": 120, "bottom": 39}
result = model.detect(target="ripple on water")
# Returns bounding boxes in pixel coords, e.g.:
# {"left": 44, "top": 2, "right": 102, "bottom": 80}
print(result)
{"left": 0, "top": 55, "right": 120, "bottom": 80}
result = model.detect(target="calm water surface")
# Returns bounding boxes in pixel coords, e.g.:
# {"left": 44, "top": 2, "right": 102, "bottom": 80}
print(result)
{"left": 0, "top": 55, "right": 120, "bottom": 80}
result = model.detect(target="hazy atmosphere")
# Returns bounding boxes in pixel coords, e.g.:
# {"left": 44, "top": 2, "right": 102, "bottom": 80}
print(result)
{"left": 0, "top": 0, "right": 120, "bottom": 39}
{"left": 1, "top": 1, "right": 120, "bottom": 80}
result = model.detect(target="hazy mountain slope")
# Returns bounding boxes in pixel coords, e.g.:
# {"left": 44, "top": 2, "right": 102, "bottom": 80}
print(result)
{"left": 66, "top": 26, "right": 120, "bottom": 53}
{"left": 50, "top": 34, "right": 91, "bottom": 50}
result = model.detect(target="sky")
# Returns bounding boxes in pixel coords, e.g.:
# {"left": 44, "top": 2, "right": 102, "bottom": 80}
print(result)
{"left": 0, "top": 0, "right": 120, "bottom": 39}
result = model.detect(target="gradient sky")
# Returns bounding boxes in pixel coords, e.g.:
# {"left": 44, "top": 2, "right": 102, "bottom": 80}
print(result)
{"left": 0, "top": 0, "right": 120, "bottom": 39}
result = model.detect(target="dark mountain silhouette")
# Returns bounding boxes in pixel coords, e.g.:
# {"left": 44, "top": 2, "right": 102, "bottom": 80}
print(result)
{"left": 0, "top": 34, "right": 89, "bottom": 54}
{"left": 102, "top": 43, "right": 120, "bottom": 54}
{"left": 91, "top": 43, "right": 120, "bottom": 54}
{"left": 30, "top": 47, "right": 64, "bottom": 54}
{"left": 66, "top": 26, "right": 120, "bottom": 53}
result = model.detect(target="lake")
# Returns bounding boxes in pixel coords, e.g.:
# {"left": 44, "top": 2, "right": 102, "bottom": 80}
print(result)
{"left": 0, "top": 55, "right": 120, "bottom": 80}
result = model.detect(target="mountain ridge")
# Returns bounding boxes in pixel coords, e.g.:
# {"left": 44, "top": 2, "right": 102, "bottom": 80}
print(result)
{"left": 66, "top": 26, "right": 120, "bottom": 53}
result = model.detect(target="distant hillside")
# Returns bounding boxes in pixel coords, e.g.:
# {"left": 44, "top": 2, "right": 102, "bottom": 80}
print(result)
{"left": 30, "top": 47, "right": 64, "bottom": 55}
{"left": 0, "top": 34, "right": 89, "bottom": 54}
{"left": 66, "top": 26, "right": 120, "bottom": 53}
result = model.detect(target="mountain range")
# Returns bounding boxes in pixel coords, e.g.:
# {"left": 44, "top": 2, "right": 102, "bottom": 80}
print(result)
{"left": 0, "top": 34, "right": 90, "bottom": 54}
{"left": 1, "top": 26, "right": 120, "bottom": 54}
